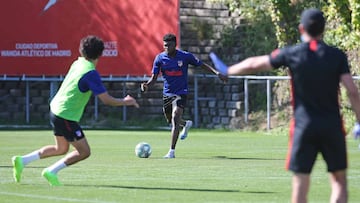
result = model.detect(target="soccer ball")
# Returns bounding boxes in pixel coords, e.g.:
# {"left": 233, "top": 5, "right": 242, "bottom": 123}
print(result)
{"left": 135, "top": 142, "right": 152, "bottom": 158}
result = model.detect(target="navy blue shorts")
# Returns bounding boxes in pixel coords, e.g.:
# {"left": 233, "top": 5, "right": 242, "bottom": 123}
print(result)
{"left": 287, "top": 120, "right": 347, "bottom": 173}
{"left": 162, "top": 94, "right": 187, "bottom": 123}
{"left": 50, "top": 111, "right": 85, "bottom": 142}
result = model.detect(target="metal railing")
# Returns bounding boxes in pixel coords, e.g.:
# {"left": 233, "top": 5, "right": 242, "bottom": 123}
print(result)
{"left": 0, "top": 74, "right": 155, "bottom": 123}
{"left": 193, "top": 74, "right": 290, "bottom": 130}
{"left": 2, "top": 74, "right": 359, "bottom": 129}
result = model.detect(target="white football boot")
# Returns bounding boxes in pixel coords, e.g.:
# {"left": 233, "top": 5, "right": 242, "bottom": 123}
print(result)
{"left": 180, "top": 120, "right": 193, "bottom": 140}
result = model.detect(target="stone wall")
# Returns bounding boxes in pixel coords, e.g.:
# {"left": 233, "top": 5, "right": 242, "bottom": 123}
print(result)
{"left": 0, "top": 77, "right": 244, "bottom": 129}
{"left": 180, "top": 0, "right": 243, "bottom": 65}
{"left": 0, "top": 0, "right": 245, "bottom": 129}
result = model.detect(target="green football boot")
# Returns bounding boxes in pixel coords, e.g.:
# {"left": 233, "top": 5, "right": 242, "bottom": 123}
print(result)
{"left": 12, "top": 156, "right": 24, "bottom": 183}
{"left": 42, "top": 169, "right": 63, "bottom": 186}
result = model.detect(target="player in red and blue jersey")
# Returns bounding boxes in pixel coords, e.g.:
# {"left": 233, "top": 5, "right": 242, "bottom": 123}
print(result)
{"left": 214, "top": 8, "right": 360, "bottom": 203}
{"left": 141, "top": 33, "right": 226, "bottom": 158}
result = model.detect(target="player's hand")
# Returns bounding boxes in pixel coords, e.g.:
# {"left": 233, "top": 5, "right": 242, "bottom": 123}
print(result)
{"left": 123, "top": 95, "right": 139, "bottom": 108}
{"left": 217, "top": 72, "right": 228, "bottom": 83}
{"left": 140, "top": 83, "right": 148, "bottom": 92}
{"left": 353, "top": 122, "right": 360, "bottom": 139}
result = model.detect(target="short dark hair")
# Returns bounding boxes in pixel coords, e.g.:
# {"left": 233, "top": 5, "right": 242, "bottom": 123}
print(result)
{"left": 300, "top": 8, "right": 325, "bottom": 37}
{"left": 79, "top": 35, "right": 104, "bottom": 60}
{"left": 163, "top": 33, "right": 176, "bottom": 43}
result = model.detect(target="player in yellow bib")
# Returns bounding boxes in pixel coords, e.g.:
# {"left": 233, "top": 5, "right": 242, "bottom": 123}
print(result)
{"left": 12, "top": 35, "right": 139, "bottom": 186}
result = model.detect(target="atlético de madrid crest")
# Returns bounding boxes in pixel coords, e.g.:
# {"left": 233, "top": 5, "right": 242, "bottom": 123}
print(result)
{"left": 177, "top": 60, "right": 183, "bottom": 67}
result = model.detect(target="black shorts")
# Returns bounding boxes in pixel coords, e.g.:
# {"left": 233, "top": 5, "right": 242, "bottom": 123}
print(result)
{"left": 163, "top": 94, "right": 187, "bottom": 123}
{"left": 50, "top": 111, "right": 85, "bottom": 142}
{"left": 287, "top": 120, "right": 347, "bottom": 173}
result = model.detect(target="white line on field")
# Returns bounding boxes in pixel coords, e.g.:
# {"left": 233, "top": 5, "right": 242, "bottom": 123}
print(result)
{"left": 0, "top": 191, "right": 117, "bottom": 203}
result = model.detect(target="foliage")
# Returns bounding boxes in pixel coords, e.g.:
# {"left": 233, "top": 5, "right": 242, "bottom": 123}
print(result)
{"left": 190, "top": 18, "right": 214, "bottom": 41}
{"left": 210, "top": 0, "right": 277, "bottom": 62}
{"left": 210, "top": 0, "right": 360, "bottom": 131}
{"left": 210, "top": 0, "right": 360, "bottom": 64}
{"left": 324, "top": 0, "right": 360, "bottom": 49}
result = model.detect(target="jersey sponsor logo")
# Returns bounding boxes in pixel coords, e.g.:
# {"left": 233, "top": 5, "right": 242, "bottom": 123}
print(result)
{"left": 165, "top": 70, "right": 183, "bottom": 76}
{"left": 177, "top": 60, "right": 183, "bottom": 67}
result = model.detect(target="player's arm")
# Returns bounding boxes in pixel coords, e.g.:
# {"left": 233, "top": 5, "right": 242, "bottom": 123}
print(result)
{"left": 80, "top": 70, "right": 139, "bottom": 108}
{"left": 227, "top": 55, "right": 273, "bottom": 75}
{"left": 141, "top": 73, "right": 158, "bottom": 92}
{"left": 200, "top": 62, "right": 218, "bottom": 75}
{"left": 200, "top": 63, "right": 227, "bottom": 82}
{"left": 97, "top": 93, "right": 139, "bottom": 108}
{"left": 341, "top": 73, "right": 360, "bottom": 122}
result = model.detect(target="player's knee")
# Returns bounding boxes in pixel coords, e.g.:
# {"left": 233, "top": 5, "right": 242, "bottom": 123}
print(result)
{"left": 165, "top": 114, "right": 172, "bottom": 123}
{"left": 80, "top": 148, "right": 91, "bottom": 160}
{"left": 56, "top": 146, "right": 69, "bottom": 155}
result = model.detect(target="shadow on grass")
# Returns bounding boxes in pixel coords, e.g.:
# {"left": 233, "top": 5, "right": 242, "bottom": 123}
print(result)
{"left": 212, "top": 156, "right": 284, "bottom": 161}
{"left": 0, "top": 165, "right": 45, "bottom": 169}
{"left": 66, "top": 184, "right": 275, "bottom": 194}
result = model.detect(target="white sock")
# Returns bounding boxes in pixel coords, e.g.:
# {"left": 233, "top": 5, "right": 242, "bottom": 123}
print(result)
{"left": 22, "top": 151, "right": 40, "bottom": 166}
{"left": 169, "top": 149, "right": 175, "bottom": 154}
{"left": 47, "top": 161, "right": 67, "bottom": 174}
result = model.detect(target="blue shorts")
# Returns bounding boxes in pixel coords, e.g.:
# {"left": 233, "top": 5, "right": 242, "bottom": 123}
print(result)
{"left": 50, "top": 111, "right": 85, "bottom": 142}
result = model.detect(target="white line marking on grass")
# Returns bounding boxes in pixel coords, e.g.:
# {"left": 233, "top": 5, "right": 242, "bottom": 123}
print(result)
{"left": 0, "top": 191, "right": 117, "bottom": 203}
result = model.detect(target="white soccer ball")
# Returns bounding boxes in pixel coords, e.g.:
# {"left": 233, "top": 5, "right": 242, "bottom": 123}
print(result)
{"left": 135, "top": 142, "right": 152, "bottom": 158}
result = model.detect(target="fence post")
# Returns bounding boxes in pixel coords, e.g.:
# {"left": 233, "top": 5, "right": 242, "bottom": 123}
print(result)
{"left": 122, "top": 81, "right": 127, "bottom": 122}
{"left": 94, "top": 97, "right": 98, "bottom": 121}
{"left": 266, "top": 79, "right": 271, "bottom": 130}
{"left": 25, "top": 81, "right": 30, "bottom": 123}
{"left": 194, "top": 76, "right": 199, "bottom": 127}
{"left": 244, "top": 78, "right": 248, "bottom": 124}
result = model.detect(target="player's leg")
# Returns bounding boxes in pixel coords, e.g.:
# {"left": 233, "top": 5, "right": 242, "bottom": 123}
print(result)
{"left": 11, "top": 134, "right": 69, "bottom": 183}
{"left": 170, "top": 105, "right": 183, "bottom": 148}
{"left": 42, "top": 137, "right": 90, "bottom": 186}
{"left": 43, "top": 115, "right": 89, "bottom": 186}
{"left": 163, "top": 95, "right": 183, "bottom": 158}
{"left": 40, "top": 136, "right": 70, "bottom": 186}
{"left": 291, "top": 173, "right": 310, "bottom": 203}
{"left": 63, "top": 138, "right": 91, "bottom": 165}
{"left": 175, "top": 94, "right": 191, "bottom": 140}
{"left": 162, "top": 102, "right": 175, "bottom": 158}
{"left": 287, "top": 125, "right": 317, "bottom": 203}
{"left": 164, "top": 108, "right": 188, "bottom": 134}
{"left": 329, "top": 170, "right": 347, "bottom": 203}
{"left": 320, "top": 128, "right": 348, "bottom": 203}
{"left": 39, "top": 135, "right": 70, "bottom": 158}
{"left": 163, "top": 106, "right": 183, "bottom": 158}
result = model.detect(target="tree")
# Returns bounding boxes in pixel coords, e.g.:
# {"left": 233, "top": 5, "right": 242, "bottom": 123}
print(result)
{"left": 210, "top": 0, "right": 360, "bottom": 50}
{"left": 209, "top": 0, "right": 360, "bottom": 131}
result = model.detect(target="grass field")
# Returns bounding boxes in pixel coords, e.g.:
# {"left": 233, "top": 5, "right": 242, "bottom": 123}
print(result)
{"left": 0, "top": 129, "right": 359, "bottom": 203}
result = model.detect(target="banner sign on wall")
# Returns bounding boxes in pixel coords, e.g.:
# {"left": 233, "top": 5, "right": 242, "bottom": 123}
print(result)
{"left": 0, "top": 0, "right": 179, "bottom": 76}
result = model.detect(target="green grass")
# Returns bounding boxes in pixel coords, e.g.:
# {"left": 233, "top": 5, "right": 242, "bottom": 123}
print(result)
{"left": 0, "top": 130, "right": 359, "bottom": 203}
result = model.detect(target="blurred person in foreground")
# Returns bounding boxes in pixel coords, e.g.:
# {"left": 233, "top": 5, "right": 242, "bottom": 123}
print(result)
{"left": 12, "top": 35, "right": 139, "bottom": 186}
{"left": 141, "top": 33, "right": 226, "bottom": 158}
{"left": 211, "top": 8, "right": 360, "bottom": 203}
